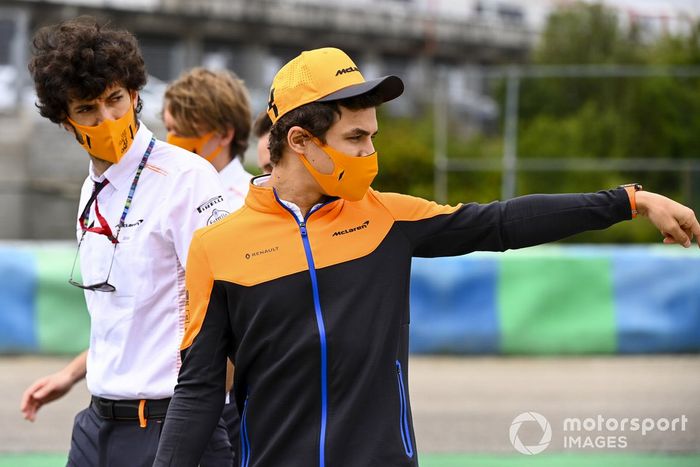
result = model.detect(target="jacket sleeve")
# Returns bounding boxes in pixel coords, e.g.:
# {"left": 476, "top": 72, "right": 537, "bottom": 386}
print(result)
{"left": 375, "top": 188, "right": 632, "bottom": 257}
{"left": 154, "top": 232, "right": 231, "bottom": 466}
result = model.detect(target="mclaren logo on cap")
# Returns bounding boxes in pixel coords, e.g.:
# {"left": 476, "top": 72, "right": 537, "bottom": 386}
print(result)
{"left": 336, "top": 66, "right": 360, "bottom": 76}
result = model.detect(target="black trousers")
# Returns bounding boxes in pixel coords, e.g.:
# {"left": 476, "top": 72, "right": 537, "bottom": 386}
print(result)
{"left": 67, "top": 404, "right": 232, "bottom": 467}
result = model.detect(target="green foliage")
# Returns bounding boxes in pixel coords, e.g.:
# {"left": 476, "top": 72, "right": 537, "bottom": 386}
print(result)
{"left": 373, "top": 109, "right": 435, "bottom": 200}
{"left": 373, "top": 1, "right": 700, "bottom": 243}
{"left": 535, "top": 3, "right": 645, "bottom": 65}
{"left": 373, "top": 109, "right": 504, "bottom": 205}
{"left": 445, "top": 133, "right": 503, "bottom": 205}
{"left": 516, "top": 2, "right": 700, "bottom": 242}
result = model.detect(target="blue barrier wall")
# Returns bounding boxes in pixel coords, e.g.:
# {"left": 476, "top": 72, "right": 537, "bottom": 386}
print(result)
{"left": 1, "top": 242, "right": 698, "bottom": 354}
{"left": 411, "top": 245, "right": 700, "bottom": 354}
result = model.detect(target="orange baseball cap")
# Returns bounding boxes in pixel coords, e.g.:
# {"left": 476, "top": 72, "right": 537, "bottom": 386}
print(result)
{"left": 266, "top": 47, "right": 404, "bottom": 124}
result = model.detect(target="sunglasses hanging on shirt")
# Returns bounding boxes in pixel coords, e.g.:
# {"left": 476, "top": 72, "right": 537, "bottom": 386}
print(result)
{"left": 68, "top": 137, "right": 155, "bottom": 292}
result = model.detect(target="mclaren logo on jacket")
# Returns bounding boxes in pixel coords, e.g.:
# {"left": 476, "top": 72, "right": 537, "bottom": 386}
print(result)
{"left": 332, "top": 220, "right": 369, "bottom": 237}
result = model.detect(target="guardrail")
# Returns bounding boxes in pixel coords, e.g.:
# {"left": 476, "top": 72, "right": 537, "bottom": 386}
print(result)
{"left": 1, "top": 242, "right": 698, "bottom": 355}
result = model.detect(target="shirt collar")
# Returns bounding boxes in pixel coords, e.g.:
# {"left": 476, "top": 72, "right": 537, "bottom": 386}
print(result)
{"left": 88, "top": 122, "right": 153, "bottom": 191}
{"left": 219, "top": 157, "right": 247, "bottom": 181}
{"left": 251, "top": 174, "right": 270, "bottom": 187}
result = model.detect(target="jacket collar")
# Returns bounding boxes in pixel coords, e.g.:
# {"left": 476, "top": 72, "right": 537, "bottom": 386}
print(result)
{"left": 246, "top": 174, "right": 339, "bottom": 218}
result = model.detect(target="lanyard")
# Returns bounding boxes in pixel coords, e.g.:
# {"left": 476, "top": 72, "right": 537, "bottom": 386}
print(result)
{"left": 78, "top": 137, "right": 156, "bottom": 244}
{"left": 80, "top": 179, "right": 115, "bottom": 242}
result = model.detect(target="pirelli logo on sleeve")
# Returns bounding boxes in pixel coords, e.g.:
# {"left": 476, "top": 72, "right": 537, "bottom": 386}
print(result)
{"left": 197, "top": 196, "right": 224, "bottom": 213}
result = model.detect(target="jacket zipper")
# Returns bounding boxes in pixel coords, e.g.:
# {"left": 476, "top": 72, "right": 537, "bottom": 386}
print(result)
{"left": 396, "top": 360, "right": 414, "bottom": 458}
{"left": 275, "top": 195, "right": 331, "bottom": 467}
{"left": 240, "top": 395, "right": 251, "bottom": 467}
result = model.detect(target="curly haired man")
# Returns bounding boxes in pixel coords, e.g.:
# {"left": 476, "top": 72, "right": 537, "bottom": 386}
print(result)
{"left": 20, "top": 17, "right": 233, "bottom": 467}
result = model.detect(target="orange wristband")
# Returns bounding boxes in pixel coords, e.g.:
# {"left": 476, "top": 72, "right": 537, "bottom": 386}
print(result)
{"left": 620, "top": 183, "right": 642, "bottom": 218}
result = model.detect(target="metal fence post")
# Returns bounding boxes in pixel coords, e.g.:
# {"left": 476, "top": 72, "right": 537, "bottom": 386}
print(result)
{"left": 434, "top": 70, "right": 448, "bottom": 203}
{"left": 502, "top": 68, "right": 520, "bottom": 200}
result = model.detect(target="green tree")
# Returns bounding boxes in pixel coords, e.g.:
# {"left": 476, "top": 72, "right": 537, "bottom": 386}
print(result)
{"left": 373, "top": 2, "right": 700, "bottom": 243}
{"left": 514, "top": 2, "right": 700, "bottom": 242}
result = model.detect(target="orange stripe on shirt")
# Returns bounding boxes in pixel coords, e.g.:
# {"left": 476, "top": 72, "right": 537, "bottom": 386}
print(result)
{"left": 145, "top": 164, "right": 169, "bottom": 176}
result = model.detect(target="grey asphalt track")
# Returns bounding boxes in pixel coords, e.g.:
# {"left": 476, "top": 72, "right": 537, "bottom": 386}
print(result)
{"left": 1, "top": 355, "right": 698, "bottom": 455}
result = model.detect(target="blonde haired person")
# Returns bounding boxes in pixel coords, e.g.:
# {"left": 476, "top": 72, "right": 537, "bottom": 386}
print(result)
{"left": 164, "top": 67, "right": 254, "bottom": 209}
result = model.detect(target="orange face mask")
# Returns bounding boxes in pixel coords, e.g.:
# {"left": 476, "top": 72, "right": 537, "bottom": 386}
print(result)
{"left": 67, "top": 101, "right": 137, "bottom": 164}
{"left": 298, "top": 137, "right": 378, "bottom": 202}
{"left": 166, "top": 131, "right": 223, "bottom": 162}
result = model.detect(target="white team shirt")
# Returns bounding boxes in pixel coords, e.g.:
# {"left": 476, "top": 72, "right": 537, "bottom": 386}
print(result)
{"left": 218, "top": 157, "right": 253, "bottom": 210}
{"left": 76, "top": 123, "right": 231, "bottom": 400}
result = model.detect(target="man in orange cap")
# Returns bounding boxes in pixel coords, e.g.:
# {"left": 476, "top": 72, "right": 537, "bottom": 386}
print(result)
{"left": 155, "top": 47, "right": 700, "bottom": 467}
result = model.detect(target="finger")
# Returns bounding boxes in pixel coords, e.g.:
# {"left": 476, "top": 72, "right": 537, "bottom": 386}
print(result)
{"left": 683, "top": 227, "right": 693, "bottom": 242}
{"left": 664, "top": 223, "right": 691, "bottom": 247}
{"left": 21, "top": 400, "right": 38, "bottom": 422}
{"left": 686, "top": 216, "right": 700, "bottom": 247}
{"left": 662, "top": 230, "right": 679, "bottom": 244}
{"left": 20, "top": 380, "right": 45, "bottom": 411}
{"left": 32, "top": 384, "right": 54, "bottom": 401}
{"left": 677, "top": 210, "right": 700, "bottom": 241}
{"left": 672, "top": 227, "right": 694, "bottom": 245}
{"left": 20, "top": 392, "right": 30, "bottom": 412}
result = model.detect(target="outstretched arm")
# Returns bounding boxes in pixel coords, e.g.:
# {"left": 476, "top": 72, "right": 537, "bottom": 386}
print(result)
{"left": 377, "top": 187, "right": 699, "bottom": 257}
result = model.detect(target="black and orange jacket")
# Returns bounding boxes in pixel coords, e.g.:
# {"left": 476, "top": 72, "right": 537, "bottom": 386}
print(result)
{"left": 154, "top": 180, "right": 632, "bottom": 467}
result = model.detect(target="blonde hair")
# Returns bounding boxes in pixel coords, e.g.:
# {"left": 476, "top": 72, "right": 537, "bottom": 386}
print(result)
{"left": 164, "top": 67, "right": 251, "bottom": 157}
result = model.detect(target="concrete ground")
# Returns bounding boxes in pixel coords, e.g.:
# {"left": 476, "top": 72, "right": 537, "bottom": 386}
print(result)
{"left": 1, "top": 355, "right": 698, "bottom": 455}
